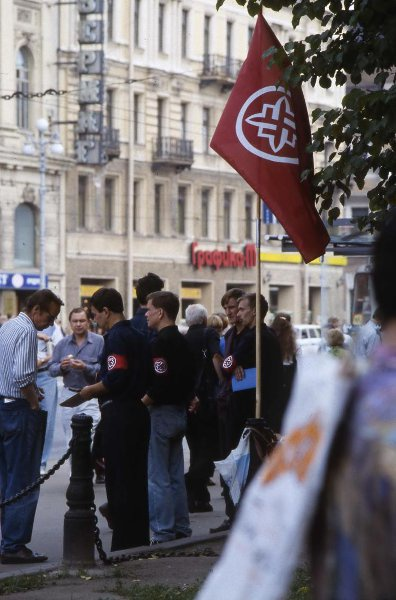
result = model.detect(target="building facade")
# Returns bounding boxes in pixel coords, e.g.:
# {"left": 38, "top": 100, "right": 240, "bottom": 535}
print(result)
{"left": 0, "top": 0, "right": 349, "bottom": 325}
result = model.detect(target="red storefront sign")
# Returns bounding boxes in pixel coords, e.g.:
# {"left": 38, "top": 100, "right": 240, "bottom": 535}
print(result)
{"left": 191, "top": 242, "right": 256, "bottom": 271}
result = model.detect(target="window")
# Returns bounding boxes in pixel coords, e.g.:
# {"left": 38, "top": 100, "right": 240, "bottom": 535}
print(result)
{"left": 201, "top": 188, "right": 210, "bottom": 238}
{"left": 351, "top": 206, "right": 369, "bottom": 219}
{"left": 245, "top": 193, "right": 253, "bottom": 240}
{"left": 157, "top": 98, "right": 165, "bottom": 139}
{"left": 78, "top": 175, "right": 88, "bottom": 229}
{"left": 107, "top": 0, "right": 114, "bottom": 41}
{"left": 106, "top": 89, "right": 114, "bottom": 128}
{"left": 158, "top": 3, "right": 165, "bottom": 53}
{"left": 202, "top": 107, "right": 210, "bottom": 153}
{"left": 226, "top": 21, "right": 233, "bottom": 61}
{"left": 181, "top": 103, "right": 188, "bottom": 140}
{"left": 133, "top": 180, "right": 140, "bottom": 232}
{"left": 204, "top": 15, "right": 211, "bottom": 57}
{"left": 154, "top": 183, "right": 163, "bottom": 234}
{"left": 177, "top": 186, "right": 186, "bottom": 235}
{"left": 16, "top": 47, "right": 30, "bottom": 129}
{"left": 181, "top": 9, "right": 188, "bottom": 58}
{"left": 104, "top": 178, "right": 114, "bottom": 231}
{"left": 248, "top": 25, "right": 254, "bottom": 46}
{"left": 224, "top": 191, "right": 232, "bottom": 239}
{"left": 134, "top": 0, "right": 141, "bottom": 47}
{"left": 134, "top": 93, "right": 142, "bottom": 144}
{"left": 14, "top": 203, "right": 35, "bottom": 267}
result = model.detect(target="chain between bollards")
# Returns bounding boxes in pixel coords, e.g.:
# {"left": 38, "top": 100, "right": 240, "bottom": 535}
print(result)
{"left": 0, "top": 443, "right": 73, "bottom": 509}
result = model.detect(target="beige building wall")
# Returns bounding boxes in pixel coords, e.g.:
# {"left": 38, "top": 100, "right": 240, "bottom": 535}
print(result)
{"left": 0, "top": 0, "right": 348, "bottom": 327}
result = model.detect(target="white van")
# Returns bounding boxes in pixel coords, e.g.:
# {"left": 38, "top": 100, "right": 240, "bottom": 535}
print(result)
{"left": 294, "top": 324, "right": 322, "bottom": 355}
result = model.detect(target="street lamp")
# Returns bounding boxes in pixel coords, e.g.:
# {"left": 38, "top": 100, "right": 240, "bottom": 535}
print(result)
{"left": 23, "top": 118, "right": 64, "bottom": 289}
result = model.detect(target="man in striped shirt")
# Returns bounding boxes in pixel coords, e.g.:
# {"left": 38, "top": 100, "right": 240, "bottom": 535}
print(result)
{"left": 0, "top": 289, "right": 63, "bottom": 564}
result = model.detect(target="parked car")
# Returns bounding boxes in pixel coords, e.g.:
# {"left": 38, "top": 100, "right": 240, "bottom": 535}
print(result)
{"left": 294, "top": 324, "right": 322, "bottom": 356}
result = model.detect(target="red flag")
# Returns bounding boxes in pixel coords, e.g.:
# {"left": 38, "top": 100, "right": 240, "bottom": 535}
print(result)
{"left": 210, "top": 14, "right": 329, "bottom": 263}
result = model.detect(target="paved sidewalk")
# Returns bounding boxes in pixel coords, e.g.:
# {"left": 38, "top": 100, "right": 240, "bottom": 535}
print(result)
{"left": 0, "top": 443, "right": 229, "bottom": 579}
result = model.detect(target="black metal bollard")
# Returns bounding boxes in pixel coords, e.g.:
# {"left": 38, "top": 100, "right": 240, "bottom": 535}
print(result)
{"left": 63, "top": 414, "right": 95, "bottom": 566}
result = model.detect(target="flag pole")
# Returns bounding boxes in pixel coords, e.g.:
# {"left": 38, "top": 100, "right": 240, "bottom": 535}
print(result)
{"left": 255, "top": 194, "right": 262, "bottom": 418}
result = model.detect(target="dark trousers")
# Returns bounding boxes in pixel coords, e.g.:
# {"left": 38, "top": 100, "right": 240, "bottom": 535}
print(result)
{"left": 185, "top": 405, "right": 218, "bottom": 506}
{"left": 101, "top": 400, "right": 150, "bottom": 551}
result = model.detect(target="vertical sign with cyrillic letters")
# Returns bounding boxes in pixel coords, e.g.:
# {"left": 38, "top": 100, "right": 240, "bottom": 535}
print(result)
{"left": 76, "top": 0, "right": 106, "bottom": 164}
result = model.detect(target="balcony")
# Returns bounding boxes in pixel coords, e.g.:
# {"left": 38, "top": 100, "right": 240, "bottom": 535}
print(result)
{"left": 152, "top": 137, "right": 194, "bottom": 171}
{"left": 200, "top": 54, "right": 243, "bottom": 91}
{"left": 103, "top": 127, "right": 120, "bottom": 159}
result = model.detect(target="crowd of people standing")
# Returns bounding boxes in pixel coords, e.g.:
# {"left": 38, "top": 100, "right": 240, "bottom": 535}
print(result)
{"left": 0, "top": 266, "right": 385, "bottom": 563}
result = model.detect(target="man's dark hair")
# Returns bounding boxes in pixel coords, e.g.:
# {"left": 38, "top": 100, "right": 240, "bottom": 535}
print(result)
{"left": 25, "top": 289, "right": 63, "bottom": 312}
{"left": 68, "top": 307, "right": 87, "bottom": 322}
{"left": 221, "top": 288, "right": 245, "bottom": 308}
{"left": 373, "top": 210, "right": 396, "bottom": 322}
{"left": 240, "top": 293, "right": 269, "bottom": 322}
{"left": 147, "top": 291, "right": 179, "bottom": 322}
{"left": 90, "top": 288, "right": 124, "bottom": 313}
{"left": 136, "top": 272, "right": 164, "bottom": 306}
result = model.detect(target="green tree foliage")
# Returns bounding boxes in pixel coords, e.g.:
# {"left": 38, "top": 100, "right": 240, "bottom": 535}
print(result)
{"left": 216, "top": 0, "right": 396, "bottom": 229}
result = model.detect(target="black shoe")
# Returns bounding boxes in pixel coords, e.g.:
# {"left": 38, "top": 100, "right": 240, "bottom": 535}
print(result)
{"left": 190, "top": 501, "right": 213, "bottom": 513}
{"left": 95, "top": 474, "right": 105, "bottom": 484}
{"left": 209, "top": 519, "right": 231, "bottom": 534}
{"left": 175, "top": 531, "right": 191, "bottom": 540}
{"left": 1, "top": 546, "right": 48, "bottom": 564}
{"left": 99, "top": 502, "right": 113, "bottom": 530}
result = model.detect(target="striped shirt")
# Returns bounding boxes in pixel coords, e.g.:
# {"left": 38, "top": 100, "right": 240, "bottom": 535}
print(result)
{"left": 0, "top": 312, "right": 38, "bottom": 398}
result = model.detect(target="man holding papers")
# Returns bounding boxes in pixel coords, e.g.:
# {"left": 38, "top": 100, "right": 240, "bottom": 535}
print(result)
{"left": 222, "top": 293, "right": 283, "bottom": 439}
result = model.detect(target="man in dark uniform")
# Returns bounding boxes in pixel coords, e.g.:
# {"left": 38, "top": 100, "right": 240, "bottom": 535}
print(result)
{"left": 184, "top": 303, "right": 223, "bottom": 513}
{"left": 223, "top": 293, "right": 283, "bottom": 437}
{"left": 141, "top": 291, "right": 196, "bottom": 543}
{"left": 79, "top": 287, "right": 150, "bottom": 551}
{"left": 210, "top": 288, "right": 246, "bottom": 533}
{"left": 131, "top": 272, "right": 164, "bottom": 338}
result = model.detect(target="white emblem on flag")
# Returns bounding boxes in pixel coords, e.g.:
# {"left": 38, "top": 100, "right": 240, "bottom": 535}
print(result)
{"left": 236, "top": 86, "right": 299, "bottom": 165}
{"left": 154, "top": 358, "right": 168, "bottom": 374}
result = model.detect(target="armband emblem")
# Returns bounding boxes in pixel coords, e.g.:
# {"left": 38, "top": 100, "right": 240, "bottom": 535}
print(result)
{"left": 223, "top": 355, "right": 235, "bottom": 370}
{"left": 107, "top": 354, "right": 128, "bottom": 370}
{"left": 153, "top": 357, "right": 168, "bottom": 374}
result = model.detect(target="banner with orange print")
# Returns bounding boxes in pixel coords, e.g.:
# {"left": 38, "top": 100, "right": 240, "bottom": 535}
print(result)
{"left": 197, "top": 355, "right": 353, "bottom": 600}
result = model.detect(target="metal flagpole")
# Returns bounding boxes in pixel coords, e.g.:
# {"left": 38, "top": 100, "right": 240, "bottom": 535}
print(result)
{"left": 255, "top": 194, "right": 262, "bottom": 418}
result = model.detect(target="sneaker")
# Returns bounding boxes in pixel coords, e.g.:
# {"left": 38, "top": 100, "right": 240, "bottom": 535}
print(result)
{"left": 209, "top": 519, "right": 231, "bottom": 534}
{"left": 1, "top": 546, "right": 48, "bottom": 564}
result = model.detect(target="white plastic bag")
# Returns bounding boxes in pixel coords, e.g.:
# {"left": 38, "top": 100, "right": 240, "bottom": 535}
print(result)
{"left": 215, "top": 428, "right": 251, "bottom": 506}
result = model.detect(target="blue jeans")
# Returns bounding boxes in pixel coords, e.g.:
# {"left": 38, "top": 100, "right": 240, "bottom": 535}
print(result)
{"left": 148, "top": 404, "right": 191, "bottom": 542}
{"left": 0, "top": 399, "right": 45, "bottom": 553}
{"left": 37, "top": 370, "right": 58, "bottom": 468}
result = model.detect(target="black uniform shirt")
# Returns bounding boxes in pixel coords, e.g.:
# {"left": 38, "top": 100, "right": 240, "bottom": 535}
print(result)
{"left": 99, "top": 320, "right": 149, "bottom": 406}
{"left": 147, "top": 325, "right": 196, "bottom": 406}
